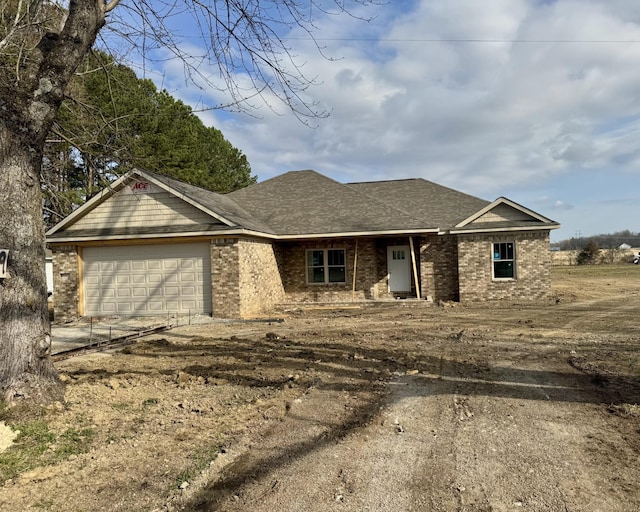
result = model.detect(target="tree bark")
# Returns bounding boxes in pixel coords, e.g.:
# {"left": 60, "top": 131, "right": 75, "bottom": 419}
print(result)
{"left": 0, "top": 127, "right": 63, "bottom": 403}
{"left": 0, "top": 0, "right": 107, "bottom": 403}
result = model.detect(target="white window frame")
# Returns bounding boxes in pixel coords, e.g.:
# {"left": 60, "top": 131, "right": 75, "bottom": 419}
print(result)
{"left": 492, "top": 242, "right": 516, "bottom": 280}
{"left": 306, "top": 248, "right": 346, "bottom": 285}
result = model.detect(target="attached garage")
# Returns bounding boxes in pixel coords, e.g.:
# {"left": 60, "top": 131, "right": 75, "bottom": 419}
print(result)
{"left": 82, "top": 243, "right": 212, "bottom": 316}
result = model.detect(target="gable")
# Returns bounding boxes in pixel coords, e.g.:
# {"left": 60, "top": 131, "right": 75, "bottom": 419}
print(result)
{"left": 452, "top": 197, "right": 559, "bottom": 233}
{"left": 469, "top": 203, "right": 533, "bottom": 225}
{"left": 63, "top": 179, "right": 223, "bottom": 234}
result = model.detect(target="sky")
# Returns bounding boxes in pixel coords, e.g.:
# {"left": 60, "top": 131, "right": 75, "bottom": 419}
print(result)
{"left": 117, "top": 0, "right": 640, "bottom": 242}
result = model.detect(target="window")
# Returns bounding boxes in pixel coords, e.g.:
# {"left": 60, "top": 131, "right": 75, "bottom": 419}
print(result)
{"left": 306, "top": 249, "right": 346, "bottom": 284}
{"left": 493, "top": 242, "right": 515, "bottom": 279}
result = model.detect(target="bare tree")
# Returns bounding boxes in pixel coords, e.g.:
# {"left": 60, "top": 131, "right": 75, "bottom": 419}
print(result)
{"left": 0, "top": 0, "right": 376, "bottom": 403}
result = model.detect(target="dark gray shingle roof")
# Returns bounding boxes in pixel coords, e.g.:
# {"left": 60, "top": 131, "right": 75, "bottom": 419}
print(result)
{"left": 227, "top": 170, "right": 430, "bottom": 235}
{"left": 346, "top": 178, "right": 491, "bottom": 230}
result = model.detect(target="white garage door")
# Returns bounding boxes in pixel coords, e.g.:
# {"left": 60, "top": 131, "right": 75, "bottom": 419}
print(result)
{"left": 83, "top": 243, "right": 212, "bottom": 316}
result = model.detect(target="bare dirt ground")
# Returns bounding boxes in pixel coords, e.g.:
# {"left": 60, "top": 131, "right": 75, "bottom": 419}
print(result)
{"left": 1, "top": 265, "right": 639, "bottom": 512}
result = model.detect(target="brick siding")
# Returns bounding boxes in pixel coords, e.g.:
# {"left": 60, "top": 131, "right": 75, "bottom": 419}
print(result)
{"left": 457, "top": 231, "right": 552, "bottom": 302}
{"left": 50, "top": 232, "right": 553, "bottom": 321}
{"left": 211, "top": 237, "right": 286, "bottom": 318}
{"left": 277, "top": 239, "right": 385, "bottom": 303}
{"left": 237, "top": 238, "right": 286, "bottom": 317}
{"left": 420, "top": 235, "right": 459, "bottom": 301}
{"left": 51, "top": 245, "right": 79, "bottom": 322}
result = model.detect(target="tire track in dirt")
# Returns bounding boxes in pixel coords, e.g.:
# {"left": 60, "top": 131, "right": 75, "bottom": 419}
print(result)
{"left": 183, "top": 346, "right": 639, "bottom": 512}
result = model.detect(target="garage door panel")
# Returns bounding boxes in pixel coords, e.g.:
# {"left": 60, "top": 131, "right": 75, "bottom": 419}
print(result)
{"left": 117, "top": 303, "right": 132, "bottom": 313}
{"left": 132, "top": 288, "right": 147, "bottom": 297}
{"left": 181, "top": 300, "right": 198, "bottom": 310}
{"left": 164, "top": 286, "right": 180, "bottom": 297}
{"left": 132, "top": 275, "right": 146, "bottom": 284}
{"left": 148, "top": 274, "right": 163, "bottom": 285}
{"left": 85, "top": 276, "right": 100, "bottom": 287}
{"left": 165, "top": 301, "right": 180, "bottom": 310}
{"left": 83, "top": 244, "right": 212, "bottom": 316}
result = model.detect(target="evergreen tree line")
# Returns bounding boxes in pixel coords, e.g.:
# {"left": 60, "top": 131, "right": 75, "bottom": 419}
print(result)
{"left": 42, "top": 52, "right": 256, "bottom": 228}
{"left": 554, "top": 230, "right": 640, "bottom": 251}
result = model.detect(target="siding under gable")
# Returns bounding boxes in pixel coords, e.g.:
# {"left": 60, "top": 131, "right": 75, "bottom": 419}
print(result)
{"left": 470, "top": 203, "right": 533, "bottom": 225}
{"left": 65, "top": 189, "right": 222, "bottom": 233}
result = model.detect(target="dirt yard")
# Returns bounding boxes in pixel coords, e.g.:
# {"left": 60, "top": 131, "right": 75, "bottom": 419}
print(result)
{"left": 1, "top": 265, "right": 639, "bottom": 511}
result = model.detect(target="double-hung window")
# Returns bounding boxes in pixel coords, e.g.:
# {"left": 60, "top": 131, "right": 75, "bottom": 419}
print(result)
{"left": 493, "top": 242, "right": 515, "bottom": 279}
{"left": 306, "top": 249, "right": 346, "bottom": 284}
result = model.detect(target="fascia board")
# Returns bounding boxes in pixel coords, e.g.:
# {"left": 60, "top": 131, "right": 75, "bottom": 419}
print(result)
{"left": 46, "top": 228, "right": 272, "bottom": 244}
{"left": 46, "top": 227, "right": 441, "bottom": 244}
{"left": 449, "top": 224, "right": 560, "bottom": 235}
{"left": 273, "top": 228, "right": 440, "bottom": 240}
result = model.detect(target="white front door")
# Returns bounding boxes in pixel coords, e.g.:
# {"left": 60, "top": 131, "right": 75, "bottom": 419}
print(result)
{"left": 387, "top": 245, "right": 411, "bottom": 292}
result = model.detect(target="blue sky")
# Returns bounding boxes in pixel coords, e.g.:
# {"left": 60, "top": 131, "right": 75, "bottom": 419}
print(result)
{"left": 112, "top": 0, "right": 640, "bottom": 242}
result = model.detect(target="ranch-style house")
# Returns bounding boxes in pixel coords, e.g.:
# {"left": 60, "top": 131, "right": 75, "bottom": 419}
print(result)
{"left": 46, "top": 169, "right": 559, "bottom": 320}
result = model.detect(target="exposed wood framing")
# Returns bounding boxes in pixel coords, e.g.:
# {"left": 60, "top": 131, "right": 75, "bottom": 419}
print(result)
{"left": 409, "top": 236, "right": 421, "bottom": 300}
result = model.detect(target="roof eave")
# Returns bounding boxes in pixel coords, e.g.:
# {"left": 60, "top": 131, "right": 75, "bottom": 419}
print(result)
{"left": 46, "top": 228, "right": 272, "bottom": 244}
{"left": 449, "top": 224, "right": 560, "bottom": 235}
{"left": 46, "top": 227, "right": 442, "bottom": 244}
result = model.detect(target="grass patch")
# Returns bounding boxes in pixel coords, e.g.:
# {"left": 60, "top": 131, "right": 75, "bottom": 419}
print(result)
{"left": 142, "top": 397, "right": 160, "bottom": 407}
{"left": 0, "top": 421, "right": 94, "bottom": 483}
{"left": 174, "top": 435, "right": 226, "bottom": 488}
{"left": 608, "top": 403, "right": 640, "bottom": 418}
{"left": 552, "top": 264, "right": 640, "bottom": 280}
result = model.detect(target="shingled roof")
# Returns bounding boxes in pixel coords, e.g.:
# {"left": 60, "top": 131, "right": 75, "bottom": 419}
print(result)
{"left": 227, "top": 170, "right": 434, "bottom": 236}
{"left": 46, "top": 168, "right": 558, "bottom": 242}
{"left": 346, "top": 178, "right": 491, "bottom": 231}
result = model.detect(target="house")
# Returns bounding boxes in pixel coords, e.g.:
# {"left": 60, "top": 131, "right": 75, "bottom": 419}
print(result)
{"left": 46, "top": 169, "right": 559, "bottom": 320}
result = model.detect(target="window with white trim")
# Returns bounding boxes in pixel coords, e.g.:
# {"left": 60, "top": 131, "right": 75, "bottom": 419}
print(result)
{"left": 493, "top": 242, "right": 515, "bottom": 279}
{"left": 306, "top": 249, "right": 346, "bottom": 284}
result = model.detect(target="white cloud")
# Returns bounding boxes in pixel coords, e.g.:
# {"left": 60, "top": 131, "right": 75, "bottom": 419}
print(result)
{"left": 148, "top": 0, "right": 640, "bottom": 239}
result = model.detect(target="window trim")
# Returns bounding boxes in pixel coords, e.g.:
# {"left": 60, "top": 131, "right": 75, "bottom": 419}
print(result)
{"left": 305, "top": 248, "right": 347, "bottom": 285}
{"left": 492, "top": 241, "right": 516, "bottom": 280}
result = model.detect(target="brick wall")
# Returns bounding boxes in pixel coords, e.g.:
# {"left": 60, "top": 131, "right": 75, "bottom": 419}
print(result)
{"left": 237, "top": 238, "right": 286, "bottom": 317}
{"left": 278, "top": 239, "right": 382, "bottom": 303}
{"left": 420, "top": 235, "right": 459, "bottom": 301}
{"left": 211, "top": 238, "right": 241, "bottom": 318}
{"left": 211, "top": 237, "right": 286, "bottom": 318}
{"left": 457, "top": 231, "right": 552, "bottom": 302}
{"left": 51, "top": 245, "right": 79, "bottom": 322}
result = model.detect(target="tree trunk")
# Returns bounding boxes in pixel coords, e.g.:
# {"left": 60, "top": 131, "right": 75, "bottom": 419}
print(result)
{"left": 0, "top": 127, "right": 63, "bottom": 403}
{"left": 0, "top": 0, "right": 107, "bottom": 403}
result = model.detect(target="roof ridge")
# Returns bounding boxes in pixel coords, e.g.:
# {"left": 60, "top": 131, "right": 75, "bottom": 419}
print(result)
{"left": 347, "top": 177, "right": 422, "bottom": 185}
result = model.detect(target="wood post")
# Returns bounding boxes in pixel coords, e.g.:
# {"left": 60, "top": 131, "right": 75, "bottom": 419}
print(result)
{"left": 352, "top": 239, "right": 359, "bottom": 301}
{"left": 409, "top": 236, "right": 421, "bottom": 300}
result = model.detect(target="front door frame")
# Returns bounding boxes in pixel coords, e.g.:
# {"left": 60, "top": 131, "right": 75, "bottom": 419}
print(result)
{"left": 387, "top": 245, "right": 412, "bottom": 293}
